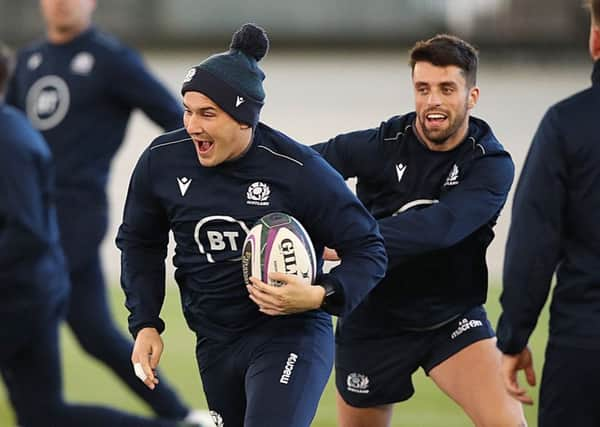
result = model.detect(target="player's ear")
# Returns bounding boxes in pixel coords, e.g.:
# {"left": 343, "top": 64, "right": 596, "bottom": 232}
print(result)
{"left": 467, "top": 86, "right": 480, "bottom": 110}
{"left": 240, "top": 123, "right": 251, "bottom": 130}
{"left": 590, "top": 24, "right": 600, "bottom": 61}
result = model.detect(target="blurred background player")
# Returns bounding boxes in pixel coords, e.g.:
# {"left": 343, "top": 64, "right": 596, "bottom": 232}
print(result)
{"left": 117, "top": 23, "right": 386, "bottom": 427}
{"left": 0, "top": 42, "right": 205, "bottom": 427}
{"left": 313, "top": 34, "right": 526, "bottom": 426}
{"left": 4, "top": 0, "right": 206, "bottom": 423}
{"left": 496, "top": 0, "right": 600, "bottom": 425}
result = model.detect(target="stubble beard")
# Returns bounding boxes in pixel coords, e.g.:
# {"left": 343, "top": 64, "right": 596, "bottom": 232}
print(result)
{"left": 420, "top": 101, "right": 469, "bottom": 146}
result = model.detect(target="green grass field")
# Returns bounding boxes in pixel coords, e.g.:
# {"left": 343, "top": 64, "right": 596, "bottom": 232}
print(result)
{"left": 0, "top": 282, "right": 548, "bottom": 426}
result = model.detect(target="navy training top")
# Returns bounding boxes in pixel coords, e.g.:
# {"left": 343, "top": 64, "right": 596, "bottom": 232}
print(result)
{"left": 497, "top": 60, "right": 600, "bottom": 353}
{"left": 5, "top": 27, "right": 182, "bottom": 203}
{"left": 116, "top": 123, "right": 387, "bottom": 342}
{"left": 314, "top": 113, "right": 514, "bottom": 330}
{"left": 0, "top": 104, "right": 69, "bottom": 319}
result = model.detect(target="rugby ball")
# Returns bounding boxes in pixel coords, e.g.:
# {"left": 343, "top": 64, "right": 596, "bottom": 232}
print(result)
{"left": 242, "top": 212, "right": 316, "bottom": 287}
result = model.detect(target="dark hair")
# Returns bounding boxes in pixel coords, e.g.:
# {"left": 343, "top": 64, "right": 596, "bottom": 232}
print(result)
{"left": 409, "top": 34, "right": 479, "bottom": 88}
{"left": 0, "top": 42, "right": 14, "bottom": 96}
{"left": 586, "top": 0, "right": 600, "bottom": 23}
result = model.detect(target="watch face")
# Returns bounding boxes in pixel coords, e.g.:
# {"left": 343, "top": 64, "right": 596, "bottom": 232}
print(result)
{"left": 318, "top": 281, "right": 339, "bottom": 314}
{"left": 321, "top": 282, "right": 335, "bottom": 297}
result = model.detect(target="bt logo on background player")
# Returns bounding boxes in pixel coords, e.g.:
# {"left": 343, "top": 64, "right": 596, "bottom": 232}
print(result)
{"left": 26, "top": 75, "right": 70, "bottom": 130}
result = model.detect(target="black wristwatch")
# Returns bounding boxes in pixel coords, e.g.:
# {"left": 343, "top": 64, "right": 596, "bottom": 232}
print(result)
{"left": 314, "top": 276, "right": 343, "bottom": 315}
{"left": 318, "top": 280, "right": 336, "bottom": 308}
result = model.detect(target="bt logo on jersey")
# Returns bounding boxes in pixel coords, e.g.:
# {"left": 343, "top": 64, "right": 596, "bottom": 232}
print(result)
{"left": 25, "top": 75, "right": 70, "bottom": 131}
{"left": 206, "top": 230, "right": 240, "bottom": 251}
{"left": 194, "top": 216, "right": 250, "bottom": 263}
{"left": 36, "top": 89, "right": 59, "bottom": 116}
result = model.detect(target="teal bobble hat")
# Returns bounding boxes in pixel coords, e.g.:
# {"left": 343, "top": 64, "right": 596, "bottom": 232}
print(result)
{"left": 181, "top": 23, "right": 269, "bottom": 127}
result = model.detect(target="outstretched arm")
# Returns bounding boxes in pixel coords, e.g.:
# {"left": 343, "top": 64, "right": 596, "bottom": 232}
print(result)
{"left": 109, "top": 47, "right": 183, "bottom": 131}
{"left": 378, "top": 153, "right": 514, "bottom": 268}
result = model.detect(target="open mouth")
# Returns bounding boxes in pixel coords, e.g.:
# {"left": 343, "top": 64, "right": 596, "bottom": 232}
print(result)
{"left": 194, "top": 139, "right": 214, "bottom": 155}
{"left": 425, "top": 112, "right": 448, "bottom": 127}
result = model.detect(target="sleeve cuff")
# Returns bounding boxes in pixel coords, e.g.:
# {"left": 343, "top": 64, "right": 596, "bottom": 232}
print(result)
{"left": 130, "top": 319, "right": 165, "bottom": 339}
{"left": 314, "top": 273, "right": 345, "bottom": 316}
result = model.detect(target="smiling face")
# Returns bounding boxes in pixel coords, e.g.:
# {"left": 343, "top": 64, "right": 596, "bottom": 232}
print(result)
{"left": 412, "top": 61, "right": 479, "bottom": 151}
{"left": 183, "top": 91, "right": 252, "bottom": 167}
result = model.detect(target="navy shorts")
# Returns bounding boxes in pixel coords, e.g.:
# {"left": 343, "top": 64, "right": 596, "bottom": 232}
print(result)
{"left": 335, "top": 305, "right": 495, "bottom": 407}
{"left": 196, "top": 314, "right": 334, "bottom": 427}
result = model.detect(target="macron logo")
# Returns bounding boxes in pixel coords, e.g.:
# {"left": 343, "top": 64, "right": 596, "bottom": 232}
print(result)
{"left": 451, "top": 318, "right": 483, "bottom": 339}
{"left": 396, "top": 163, "right": 407, "bottom": 182}
{"left": 177, "top": 177, "right": 192, "bottom": 196}
{"left": 235, "top": 96, "right": 245, "bottom": 107}
{"left": 279, "top": 353, "right": 298, "bottom": 384}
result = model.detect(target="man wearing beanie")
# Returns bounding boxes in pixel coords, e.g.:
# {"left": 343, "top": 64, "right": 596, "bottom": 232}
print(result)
{"left": 117, "top": 23, "right": 387, "bottom": 427}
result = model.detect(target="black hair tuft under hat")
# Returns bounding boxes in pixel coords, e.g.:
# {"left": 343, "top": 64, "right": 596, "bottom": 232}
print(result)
{"left": 181, "top": 23, "right": 269, "bottom": 127}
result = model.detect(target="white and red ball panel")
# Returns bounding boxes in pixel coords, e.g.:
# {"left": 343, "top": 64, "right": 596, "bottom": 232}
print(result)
{"left": 242, "top": 212, "right": 316, "bottom": 287}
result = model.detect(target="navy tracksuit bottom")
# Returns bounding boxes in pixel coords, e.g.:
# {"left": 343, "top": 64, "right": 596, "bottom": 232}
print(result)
{"left": 0, "top": 301, "right": 185, "bottom": 427}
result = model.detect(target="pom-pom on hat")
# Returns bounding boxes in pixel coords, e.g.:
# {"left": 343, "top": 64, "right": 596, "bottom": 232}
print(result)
{"left": 181, "top": 23, "right": 269, "bottom": 127}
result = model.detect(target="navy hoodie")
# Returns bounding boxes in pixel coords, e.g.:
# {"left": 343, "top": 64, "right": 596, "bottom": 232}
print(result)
{"left": 6, "top": 28, "right": 182, "bottom": 269}
{"left": 497, "top": 61, "right": 600, "bottom": 353}
{"left": 0, "top": 104, "right": 68, "bottom": 320}
{"left": 314, "top": 113, "right": 514, "bottom": 330}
